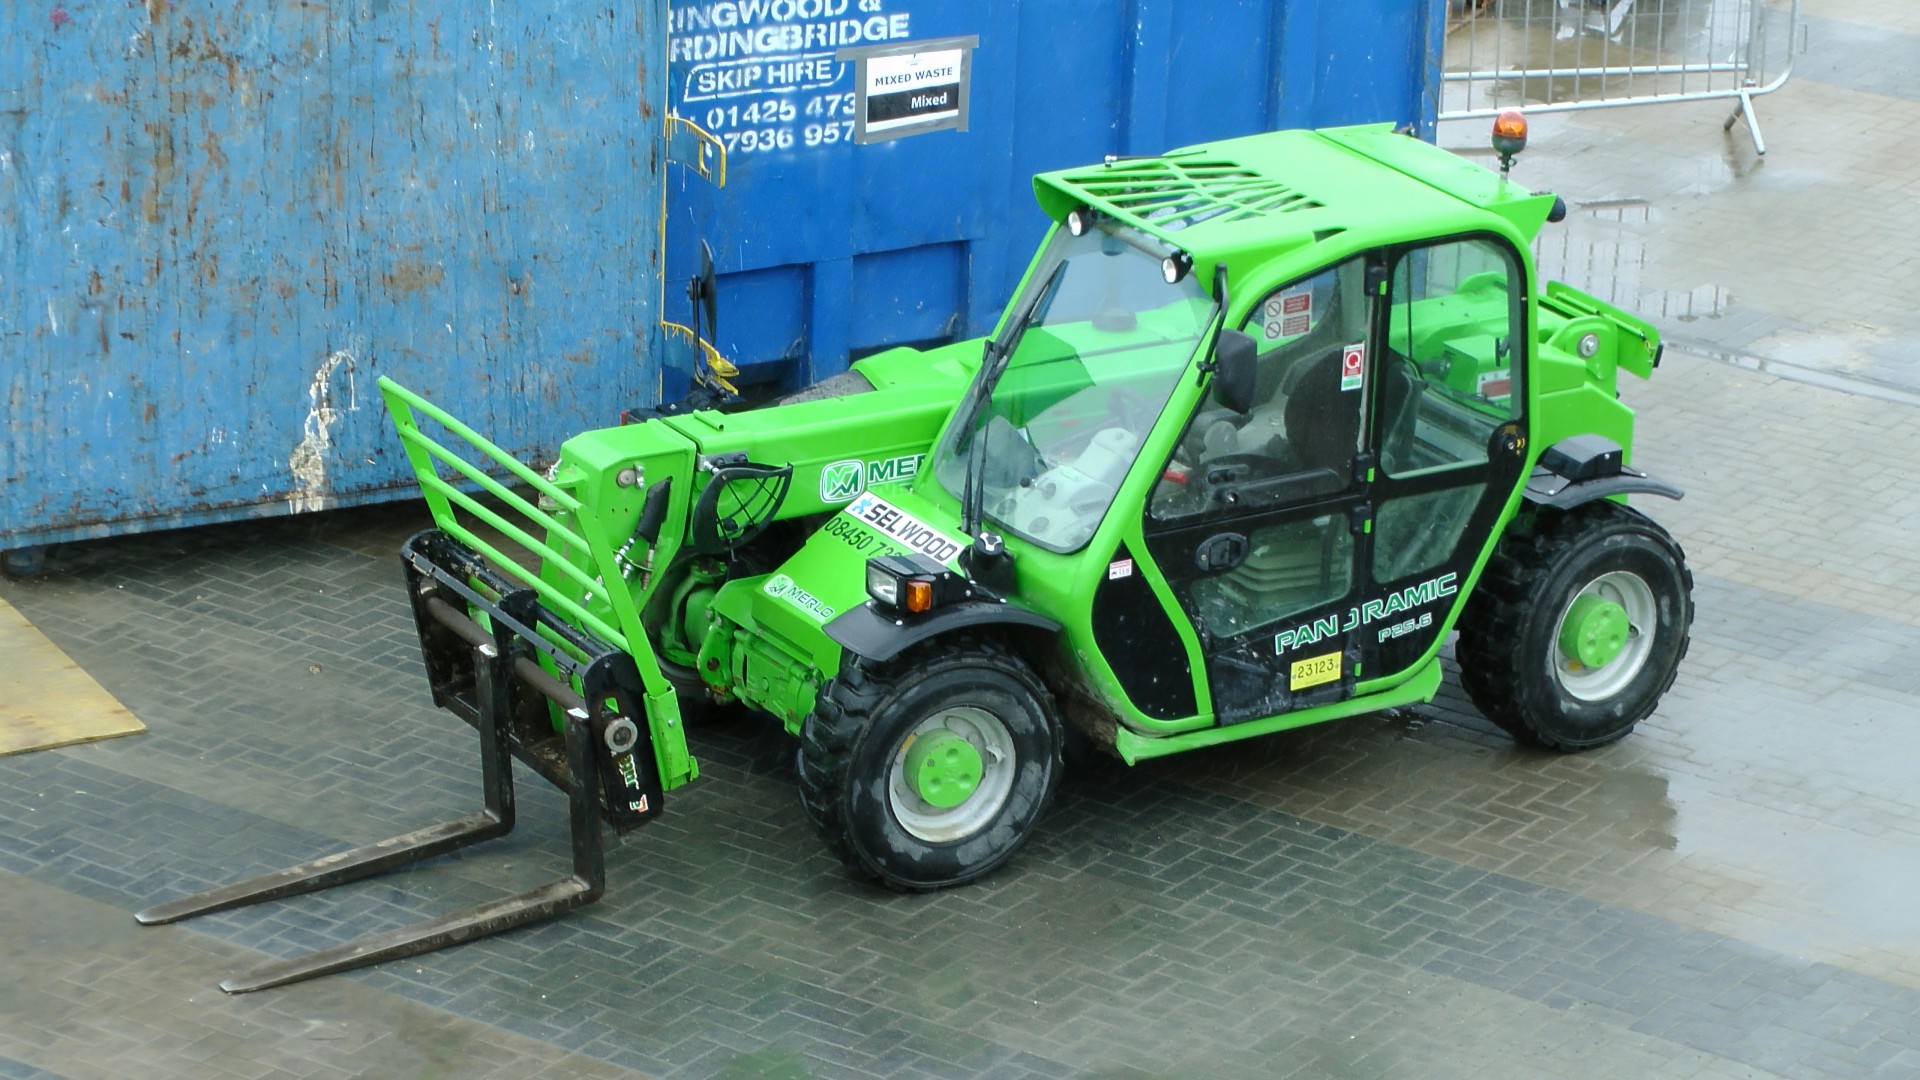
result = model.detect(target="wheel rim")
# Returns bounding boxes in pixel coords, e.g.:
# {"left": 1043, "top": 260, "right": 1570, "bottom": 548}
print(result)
{"left": 1550, "top": 570, "right": 1657, "bottom": 702}
{"left": 887, "top": 706, "right": 1017, "bottom": 843}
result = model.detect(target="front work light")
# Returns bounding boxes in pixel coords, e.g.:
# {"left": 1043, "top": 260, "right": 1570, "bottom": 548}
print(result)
{"left": 866, "top": 553, "right": 967, "bottom": 615}
{"left": 1161, "top": 251, "right": 1193, "bottom": 284}
{"left": 1065, "top": 207, "right": 1092, "bottom": 237}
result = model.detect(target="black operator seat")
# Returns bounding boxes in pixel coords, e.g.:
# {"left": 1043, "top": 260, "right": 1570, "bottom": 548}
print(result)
{"left": 1280, "top": 351, "right": 1361, "bottom": 494}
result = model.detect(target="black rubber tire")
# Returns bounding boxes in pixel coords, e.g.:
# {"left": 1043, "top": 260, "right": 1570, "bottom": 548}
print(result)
{"left": 1455, "top": 501, "right": 1693, "bottom": 751}
{"left": 796, "top": 639, "right": 1063, "bottom": 891}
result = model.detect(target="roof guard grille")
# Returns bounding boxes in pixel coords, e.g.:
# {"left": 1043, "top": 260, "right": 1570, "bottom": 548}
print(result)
{"left": 1061, "top": 158, "right": 1324, "bottom": 231}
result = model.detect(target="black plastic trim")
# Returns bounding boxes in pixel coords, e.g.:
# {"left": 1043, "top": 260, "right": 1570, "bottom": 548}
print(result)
{"left": 1524, "top": 467, "right": 1685, "bottom": 509}
{"left": 1092, "top": 541, "right": 1197, "bottom": 720}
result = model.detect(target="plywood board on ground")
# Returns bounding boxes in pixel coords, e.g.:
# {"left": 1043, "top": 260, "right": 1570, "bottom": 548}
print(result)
{"left": 0, "top": 597, "right": 144, "bottom": 756}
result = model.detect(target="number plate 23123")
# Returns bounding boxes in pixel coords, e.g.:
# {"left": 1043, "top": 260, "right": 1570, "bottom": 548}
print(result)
{"left": 1289, "top": 651, "right": 1342, "bottom": 691}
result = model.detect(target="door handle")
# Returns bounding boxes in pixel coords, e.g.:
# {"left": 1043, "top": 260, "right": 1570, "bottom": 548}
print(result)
{"left": 1194, "top": 532, "right": 1248, "bottom": 573}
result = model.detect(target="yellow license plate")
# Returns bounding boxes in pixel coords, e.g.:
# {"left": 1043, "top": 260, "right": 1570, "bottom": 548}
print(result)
{"left": 1289, "top": 651, "right": 1342, "bottom": 690}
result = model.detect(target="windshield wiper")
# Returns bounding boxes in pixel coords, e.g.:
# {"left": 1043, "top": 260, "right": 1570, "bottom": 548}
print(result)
{"left": 949, "top": 335, "right": 1005, "bottom": 460}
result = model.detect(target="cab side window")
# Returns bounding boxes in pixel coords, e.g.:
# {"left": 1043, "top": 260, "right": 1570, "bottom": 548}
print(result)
{"left": 1150, "top": 258, "right": 1371, "bottom": 520}
{"left": 1372, "top": 238, "right": 1524, "bottom": 584}
{"left": 1376, "top": 239, "right": 1521, "bottom": 478}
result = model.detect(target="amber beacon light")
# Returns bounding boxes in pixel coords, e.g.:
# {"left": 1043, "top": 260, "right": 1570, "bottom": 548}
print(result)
{"left": 1492, "top": 109, "right": 1529, "bottom": 176}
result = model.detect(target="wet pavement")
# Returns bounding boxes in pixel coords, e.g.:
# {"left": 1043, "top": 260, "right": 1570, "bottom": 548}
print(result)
{"left": 1440, "top": 1, "right": 1920, "bottom": 402}
{"left": 6, "top": 3, "right": 1920, "bottom": 1077}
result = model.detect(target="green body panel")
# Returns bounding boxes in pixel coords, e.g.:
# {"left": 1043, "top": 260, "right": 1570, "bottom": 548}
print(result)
{"left": 592, "top": 343, "right": 978, "bottom": 528}
{"left": 702, "top": 481, "right": 980, "bottom": 731}
{"left": 384, "top": 122, "right": 1671, "bottom": 778}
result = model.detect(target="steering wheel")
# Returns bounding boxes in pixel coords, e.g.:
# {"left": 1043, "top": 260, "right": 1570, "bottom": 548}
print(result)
{"left": 978, "top": 415, "right": 1049, "bottom": 492}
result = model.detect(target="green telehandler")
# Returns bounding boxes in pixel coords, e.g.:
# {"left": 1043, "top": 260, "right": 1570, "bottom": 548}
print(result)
{"left": 140, "top": 120, "right": 1692, "bottom": 992}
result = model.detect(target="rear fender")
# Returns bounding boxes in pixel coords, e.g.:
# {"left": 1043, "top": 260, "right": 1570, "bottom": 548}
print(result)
{"left": 1523, "top": 434, "right": 1684, "bottom": 509}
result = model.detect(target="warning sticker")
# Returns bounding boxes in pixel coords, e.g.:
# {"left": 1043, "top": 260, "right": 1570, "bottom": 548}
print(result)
{"left": 1289, "top": 651, "right": 1342, "bottom": 690}
{"left": 1107, "top": 558, "right": 1134, "bottom": 581}
{"left": 1340, "top": 343, "right": 1366, "bottom": 392}
{"left": 1478, "top": 368, "right": 1513, "bottom": 400}
{"left": 1260, "top": 289, "right": 1314, "bottom": 342}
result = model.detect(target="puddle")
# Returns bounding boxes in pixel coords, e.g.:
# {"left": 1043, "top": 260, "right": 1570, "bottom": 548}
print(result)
{"left": 1531, "top": 200, "right": 1920, "bottom": 405}
{"left": 1669, "top": 344, "right": 1920, "bottom": 407}
{"left": 1665, "top": 769, "right": 1920, "bottom": 971}
{"left": 1533, "top": 198, "right": 1736, "bottom": 322}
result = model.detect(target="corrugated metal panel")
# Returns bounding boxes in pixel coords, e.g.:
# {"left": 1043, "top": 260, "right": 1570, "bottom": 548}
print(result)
{"left": 665, "top": 0, "right": 1447, "bottom": 389}
{"left": 1, "top": 1, "right": 668, "bottom": 549}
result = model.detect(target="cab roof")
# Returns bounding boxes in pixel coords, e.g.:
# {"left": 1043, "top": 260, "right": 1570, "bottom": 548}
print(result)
{"left": 1032, "top": 123, "right": 1557, "bottom": 287}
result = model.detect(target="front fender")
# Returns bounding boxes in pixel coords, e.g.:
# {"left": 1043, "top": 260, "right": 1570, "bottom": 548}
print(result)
{"left": 825, "top": 600, "right": 1062, "bottom": 664}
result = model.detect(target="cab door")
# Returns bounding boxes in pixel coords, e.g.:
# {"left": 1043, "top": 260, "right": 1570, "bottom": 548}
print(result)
{"left": 1133, "top": 236, "right": 1529, "bottom": 726}
{"left": 1136, "top": 255, "right": 1378, "bottom": 724}
{"left": 1361, "top": 235, "right": 1530, "bottom": 679}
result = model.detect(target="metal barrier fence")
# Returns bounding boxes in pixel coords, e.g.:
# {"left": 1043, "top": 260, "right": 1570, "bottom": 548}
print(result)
{"left": 1442, "top": 0, "right": 1801, "bottom": 153}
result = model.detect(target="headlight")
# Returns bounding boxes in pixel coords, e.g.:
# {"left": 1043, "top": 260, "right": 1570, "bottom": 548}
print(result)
{"left": 866, "top": 553, "right": 963, "bottom": 615}
{"left": 865, "top": 560, "right": 903, "bottom": 608}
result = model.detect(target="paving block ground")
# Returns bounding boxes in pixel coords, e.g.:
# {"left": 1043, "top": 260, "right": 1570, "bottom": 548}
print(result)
{"left": 4, "top": 2, "right": 1920, "bottom": 1076}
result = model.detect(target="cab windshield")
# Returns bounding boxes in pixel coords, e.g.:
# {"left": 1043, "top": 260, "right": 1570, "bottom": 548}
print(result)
{"left": 934, "top": 221, "right": 1217, "bottom": 553}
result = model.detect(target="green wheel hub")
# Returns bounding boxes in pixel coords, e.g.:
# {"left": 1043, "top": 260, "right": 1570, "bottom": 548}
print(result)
{"left": 903, "top": 729, "right": 984, "bottom": 809}
{"left": 1559, "top": 594, "right": 1629, "bottom": 669}
{"left": 886, "top": 705, "right": 1018, "bottom": 843}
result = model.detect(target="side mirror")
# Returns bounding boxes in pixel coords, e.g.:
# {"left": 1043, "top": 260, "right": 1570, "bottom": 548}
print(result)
{"left": 1211, "top": 328, "right": 1258, "bottom": 415}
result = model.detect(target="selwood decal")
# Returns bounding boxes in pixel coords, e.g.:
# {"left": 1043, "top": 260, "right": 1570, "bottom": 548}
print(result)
{"left": 842, "top": 493, "right": 964, "bottom": 567}
{"left": 1273, "top": 573, "right": 1459, "bottom": 653}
